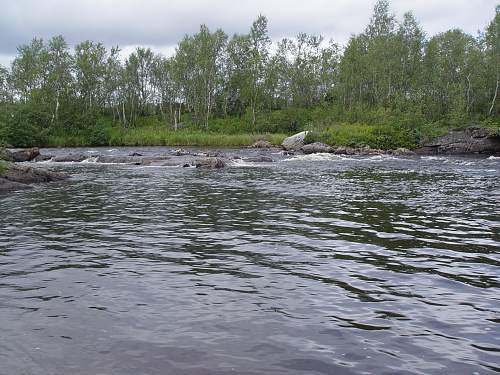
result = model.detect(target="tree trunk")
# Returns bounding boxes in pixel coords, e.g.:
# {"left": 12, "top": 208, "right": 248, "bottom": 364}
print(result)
{"left": 489, "top": 74, "right": 499, "bottom": 117}
{"left": 466, "top": 73, "right": 472, "bottom": 113}
{"left": 122, "top": 101, "right": 127, "bottom": 127}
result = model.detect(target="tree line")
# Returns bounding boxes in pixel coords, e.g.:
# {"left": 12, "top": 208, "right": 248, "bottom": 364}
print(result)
{"left": 0, "top": 0, "right": 498, "bottom": 145}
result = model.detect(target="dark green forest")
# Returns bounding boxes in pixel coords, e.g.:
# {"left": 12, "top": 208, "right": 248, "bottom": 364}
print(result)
{"left": 0, "top": 0, "right": 498, "bottom": 148}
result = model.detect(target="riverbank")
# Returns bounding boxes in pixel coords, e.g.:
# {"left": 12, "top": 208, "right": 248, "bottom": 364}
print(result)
{"left": 27, "top": 120, "right": 500, "bottom": 152}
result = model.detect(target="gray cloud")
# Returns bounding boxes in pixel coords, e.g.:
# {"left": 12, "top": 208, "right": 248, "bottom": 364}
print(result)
{"left": 0, "top": 0, "right": 497, "bottom": 65}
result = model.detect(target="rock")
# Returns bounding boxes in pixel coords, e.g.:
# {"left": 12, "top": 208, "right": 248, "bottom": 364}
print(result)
{"left": 33, "top": 154, "right": 54, "bottom": 162}
{"left": 0, "top": 148, "right": 14, "bottom": 162}
{"left": 194, "top": 157, "right": 226, "bottom": 169}
{"left": 332, "top": 146, "right": 356, "bottom": 155}
{"left": 415, "top": 127, "right": 500, "bottom": 155}
{"left": 241, "top": 156, "right": 274, "bottom": 163}
{"left": 128, "top": 152, "right": 143, "bottom": 157}
{"left": 249, "top": 140, "right": 273, "bottom": 149}
{"left": 95, "top": 156, "right": 141, "bottom": 164}
{"left": 357, "top": 145, "right": 385, "bottom": 155}
{"left": 173, "top": 149, "right": 192, "bottom": 156}
{"left": 391, "top": 147, "right": 415, "bottom": 156}
{"left": 206, "top": 151, "right": 226, "bottom": 158}
{"left": 52, "top": 154, "right": 88, "bottom": 162}
{"left": 9, "top": 147, "right": 40, "bottom": 162}
{"left": 140, "top": 156, "right": 187, "bottom": 167}
{"left": 301, "top": 142, "right": 332, "bottom": 154}
{"left": 282, "top": 131, "right": 309, "bottom": 150}
{"left": 0, "top": 163, "right": 69, "bottom": 192}
{"left": 0, "top": 178, "right": 30, "bottom": 192}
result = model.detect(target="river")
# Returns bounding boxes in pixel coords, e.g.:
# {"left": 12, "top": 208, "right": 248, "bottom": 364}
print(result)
{"left": 1, "top": 147, "right": 499, "bottom": 374}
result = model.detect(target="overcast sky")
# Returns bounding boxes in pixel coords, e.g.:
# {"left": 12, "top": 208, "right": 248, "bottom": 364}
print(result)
{"left": 0, "top": 0, "right": 497, "bottom": 66}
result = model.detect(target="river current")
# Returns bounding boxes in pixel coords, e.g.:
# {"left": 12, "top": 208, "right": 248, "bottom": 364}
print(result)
{"left": 1, "top": 148, "right": 499, "bottom": 374}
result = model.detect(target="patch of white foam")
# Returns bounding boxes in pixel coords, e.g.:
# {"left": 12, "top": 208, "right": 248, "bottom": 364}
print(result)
{"left": 282, "top": 153, "right": 341, "bottom": 162}
{"left": 81, "top": 156, "right": 98, "bottom": 163}
{"left": 421, "top": 156, "right": 447, "bottom": 161}
{"left": 487, "top": 156, "right": 500, "bottom": 160}
{"left": 231, "top": 159, "right": 272, "bottom": 168}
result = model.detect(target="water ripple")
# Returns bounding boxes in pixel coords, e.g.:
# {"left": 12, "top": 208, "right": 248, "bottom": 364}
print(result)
{"left": 0, "top": 148, "right": 499, "bottom": 374}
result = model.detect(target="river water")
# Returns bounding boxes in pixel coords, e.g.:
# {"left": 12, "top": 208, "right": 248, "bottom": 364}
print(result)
{"left": 1, "top": 148, "right": 499, "bottom": 375}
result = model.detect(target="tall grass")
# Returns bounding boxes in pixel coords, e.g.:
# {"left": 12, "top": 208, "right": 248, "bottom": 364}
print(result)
{"left": 45, "top": 128, "right": 287, "bottom": 148}
{"left": 305, "top": 122, "right": 420, "bottom": 149}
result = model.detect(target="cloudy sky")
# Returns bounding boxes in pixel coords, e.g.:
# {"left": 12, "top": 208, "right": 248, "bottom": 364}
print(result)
{"left": 0, "top": 0, "right": 497, "bottom": 66}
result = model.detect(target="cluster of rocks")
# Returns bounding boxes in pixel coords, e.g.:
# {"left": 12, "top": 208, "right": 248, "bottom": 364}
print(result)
{"left": 278, "top": 126, "right": 500, "bottom": 156}
{"left": 279, "top": 133, "right": 415, "bottom": 156}
{"left": 248, "top": 140, "right": 274, "bottom": 149}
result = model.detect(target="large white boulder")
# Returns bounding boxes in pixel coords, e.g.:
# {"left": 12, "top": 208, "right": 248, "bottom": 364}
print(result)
{"left": 282, "top": 131, "right": 309, "bottom": 150}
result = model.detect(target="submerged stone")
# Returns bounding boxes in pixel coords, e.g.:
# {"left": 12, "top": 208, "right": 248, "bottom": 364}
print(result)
{"left": 0, "top": 164, "right": 69, "bottom": 192}
{"left": 194, "top": 157, "right": 226, "bottom": 168}
{"left": 301, "top": 142, "right": 332, "bottom": 154}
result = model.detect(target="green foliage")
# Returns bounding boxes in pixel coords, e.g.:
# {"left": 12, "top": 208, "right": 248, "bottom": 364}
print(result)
{"left": 306, "top": 123, "right": 418, "bottom": 149}
{"left": 0, "top": 103, "right": 49, "bottom": 147}
{"left": 0, "top": 2, "right": 498, "bottom": 148}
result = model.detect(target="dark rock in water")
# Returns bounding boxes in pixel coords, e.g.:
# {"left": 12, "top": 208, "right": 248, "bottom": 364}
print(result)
{"left": 128, "top": 152, "right": 143, "bottom": 157}
{"left": 242, "top": 156, "right": 274, "bottom": 163}
{"left": 194, "top": 157, "right": 226, "bottom": 169}
{"left": 182, "top": 163, "right": 191, "bottom": 168}
{"left": 282, "top": 131, "right": 309, "bottom": 150}
{"left": 96, "top": 155, "right": 141, "bottom": 164}
{"left": 33, "top": 154, "right": 54, "bottom": 162}
{"left": 139, "top": 156, "right": 173, "bottom": 166}
{"left": 206, "top": 151, "right": 226, "bottom": 158}
{"left": 0, "top": 164, "right": 69, "bottom": 192}
{"left": 9, "top": 148, "right": 40, "bottom": 162}
{"left": 301, "top": 142, "right": 332, "bottom": 154}
{"left": 52, "top": 154, "right": 88, "bottom": 162}
{"left": 0, "top": 178, "right": 30, "bottom": 192}
{"left": 249, "top": 140, "right": 273, "bottom": 149}
{"left": 415, "top": 127, "right": 500, "bottom": 155}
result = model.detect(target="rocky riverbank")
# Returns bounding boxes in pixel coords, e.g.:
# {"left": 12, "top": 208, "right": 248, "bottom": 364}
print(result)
{"left": 279, "top": 127, "right": 500, "bottom": 156}
{"left": 1, "top": 126, "right": 497, "bottom": 193}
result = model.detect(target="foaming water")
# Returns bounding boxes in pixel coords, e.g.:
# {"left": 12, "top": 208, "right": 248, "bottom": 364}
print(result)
{"left": 1, "top": 147, "right": 499, "bottom": 375}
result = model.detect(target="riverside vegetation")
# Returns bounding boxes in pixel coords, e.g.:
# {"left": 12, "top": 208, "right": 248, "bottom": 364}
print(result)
{"left": 0, "top": 1, "right": 498, "bottom": 149}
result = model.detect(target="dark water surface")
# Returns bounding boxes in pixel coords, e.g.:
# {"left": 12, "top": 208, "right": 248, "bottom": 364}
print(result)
{"left": 1, "top": 148, "right": 499, "bottom": 375}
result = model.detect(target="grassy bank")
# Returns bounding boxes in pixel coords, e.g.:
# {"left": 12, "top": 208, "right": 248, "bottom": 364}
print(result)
{"left": 46, "top": 128, "right": 287, "bottom": 148}
{"left": 2, "top": 104, "right": 498, "bottom": 149}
